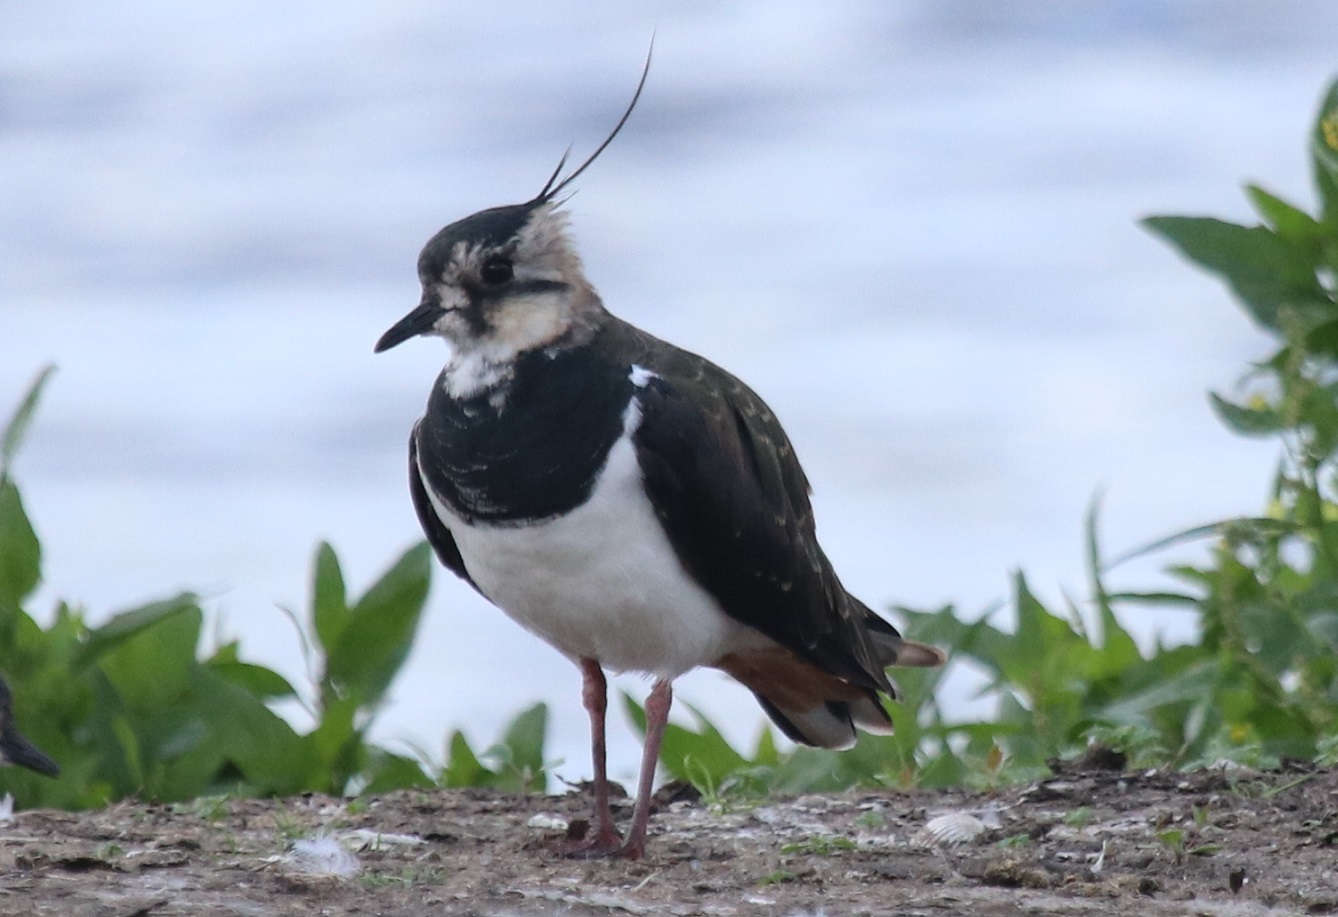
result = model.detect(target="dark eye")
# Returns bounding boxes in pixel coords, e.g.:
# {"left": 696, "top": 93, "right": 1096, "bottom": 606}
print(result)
{"left": 480, "top": 257, "right": 514, "bottom": 286}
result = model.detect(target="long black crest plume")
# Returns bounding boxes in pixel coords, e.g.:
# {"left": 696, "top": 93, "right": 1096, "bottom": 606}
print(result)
{"left": 533, "top": 42, "right": 653, "bottom": 204}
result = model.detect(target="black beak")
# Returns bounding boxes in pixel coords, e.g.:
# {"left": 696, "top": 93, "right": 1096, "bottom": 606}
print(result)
{"left": 375, "top": 297, "right": 445, "bottom": 353}
{"left": 0, "top": 725, "right": 59, "bottom": 778}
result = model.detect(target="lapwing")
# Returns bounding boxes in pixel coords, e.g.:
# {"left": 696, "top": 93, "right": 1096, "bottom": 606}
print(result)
{"left": 0, "top": 676, "right": 59, "bottom": 778}
{"left": 375, "top": 62, "right": 944, "bottom": 859}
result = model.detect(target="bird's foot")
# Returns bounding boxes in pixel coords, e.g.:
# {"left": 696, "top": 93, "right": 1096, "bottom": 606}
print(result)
{"left": 560, "top": 837, "right": 646, "bottom": 861}
{"left": 554, "top": 818, "right": 625, "bottom": 859}
{"left": 611, "top": 836, "right": 646, "bottom": 861}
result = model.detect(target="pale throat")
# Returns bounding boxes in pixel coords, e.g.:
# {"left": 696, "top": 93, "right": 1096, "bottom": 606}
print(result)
{"left": 441, "top": 289, "right": 575, "bottom": 401}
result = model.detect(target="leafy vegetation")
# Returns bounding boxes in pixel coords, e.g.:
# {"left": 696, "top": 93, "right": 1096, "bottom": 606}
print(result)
{"left": 439, "top": 701, "right": 550, "bottom": 793}
{"left": 622, "top": 76, "right": 1338, "bottom": 794}
{"left": 0, "top": 78, "right": 1335, "bottom": 810}
{"left": 0, "top": 368, "right": 436, "bottom": 806}
{"left": 0, "top": 366, "right": 553, "bottom": 809}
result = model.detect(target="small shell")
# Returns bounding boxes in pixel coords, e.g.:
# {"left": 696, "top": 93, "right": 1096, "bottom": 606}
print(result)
{"left": 917, "top": 811, "right": 989, "bottom": 847}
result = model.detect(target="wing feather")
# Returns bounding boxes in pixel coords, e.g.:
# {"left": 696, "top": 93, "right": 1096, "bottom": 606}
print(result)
{"left": 612, "top": 320, "right": 896, "bottom": 694}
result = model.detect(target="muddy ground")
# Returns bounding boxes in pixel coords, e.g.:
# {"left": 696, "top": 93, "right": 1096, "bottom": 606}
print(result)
{"left": 2, "top": 761, "right": 1336, "bottom": 916}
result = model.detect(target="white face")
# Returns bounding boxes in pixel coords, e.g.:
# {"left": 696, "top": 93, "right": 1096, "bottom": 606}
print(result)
{"left": 375, "top": 201, "right": 608, "bottom": 399}
{"left": 425, "top": 204, "right": 594, "bottom": 354}
{"left": 383, "top": 203, "right": 607, "bottom": 400}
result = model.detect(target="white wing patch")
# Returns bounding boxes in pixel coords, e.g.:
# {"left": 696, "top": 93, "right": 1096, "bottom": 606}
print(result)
{"left": 629, "top": 364, "right": 657, "bottom": 388}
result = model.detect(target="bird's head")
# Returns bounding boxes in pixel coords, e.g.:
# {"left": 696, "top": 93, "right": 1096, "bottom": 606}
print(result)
{"left": 375, "top": 52, "right": 651, "bottom": 388}
{"left": 374, "top": 197, "right": 601, "bottom": 361}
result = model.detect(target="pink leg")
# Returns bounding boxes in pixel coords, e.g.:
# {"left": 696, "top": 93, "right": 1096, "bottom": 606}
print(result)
{"left": 569, "top": 658, "right": 622, "bottom": 853}
{"left": 615, "top": 678, "right": 673, "bottom": 860}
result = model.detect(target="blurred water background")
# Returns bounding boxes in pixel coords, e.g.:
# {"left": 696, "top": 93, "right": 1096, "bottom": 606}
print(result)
{"left": 2, "top": 1, "right": 1336, "bottom": 781}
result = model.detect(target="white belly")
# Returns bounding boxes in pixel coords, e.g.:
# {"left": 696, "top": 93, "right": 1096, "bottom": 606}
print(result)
{"left": 420, "top": 402, "right": 750, "bottom": 678}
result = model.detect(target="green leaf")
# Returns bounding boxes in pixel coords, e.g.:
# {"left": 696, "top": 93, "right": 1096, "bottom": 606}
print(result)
{"left": 324, "top": 542, "right": 431, "bottom": 707}
{"left": 913, "top": 746, "right": 970, "bottom": 789}
{"left": 359, "top": 748, "right": 433, "bottom": 794}
{"left": 311, "top": 542, "right": 348, "bottom": 655}
{"left": 484, "top": 701, "right": 545, "bottom": 792}
{"left": 0, "top": 479, "right": 41, "bottom": 614}
{"left": 442, "top": 729, "right": 489, "bottom": 788}
{"left": 1, "top": 365, "right": 55, "bottom": 479}
{"left": 73, "top": 594, "right": 200, "bottom": 672}
{"left": 1209, "top": 393, "right": 1286, "bottom": 437}
{"left": 110, "top": 715, "right": 144, "bottom": 789}
{"left": 1096, "top": 659, "right": 1220, "bottom": 728}
{"left": 1302, "top": 319, "right": 1338, "bottom": 359}
{"left": 1142, "top": 216, "right": 1329, "bottom": 333}
{"left": 1311, "top": 77, "right": 1338, "bottom": 229}
{"left": 752, "top": 723, "right": 781, "bottom": 767}
{"left": 307, "top": 693, "right": 364, "bottom": 793}
{"left": 193, "top": 668, "right": 313, "bottom": 795}
{"left": 205, "top": 659, "right": 297, "bottom": 700}
{"left": 1084, "top": 497, "right": 1141, "bottom": 672}
{"left": 895, "top": 603, "right": 1013, "bottom": 683}
{"left": 622, "top": 690, "right": 646, "bottom": 732}
{"left": 98, "top": 601, "right": 202, "bottom": 708}
{"left": 1246, "top": 184, "right": 1322, "bottom": 244}
{"left": 623, "top": 692, "right": 749, "bottom": 790}
{"left": 766, "top": 747, "right": 838, "bottom": 794}
{"left": 1010, "top": 572, "right": 1076, "bottom": 675}
{"left": 1104, "top": 590, "right": 1199, "bottom": 606}
{"left": 496, "top": 701, "right": 547, "bottom": 781}
{"left": 464, "top": 702, "right": 550, "bottom": 792}
{"left": 1104, "top": 517, "right": 1290, "bottom": 569}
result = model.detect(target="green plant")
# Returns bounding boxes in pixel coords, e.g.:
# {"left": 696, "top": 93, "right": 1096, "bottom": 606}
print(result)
{"left": 896, "top": 517, "right": 1158, "bottom": 780}
{"left": 1134, "top": 77, "right": 1338, "bottom": 766}
{"left": 439, "top": 701, "right": 551, "bottom": 793}
{"left": 1156, "top": 828, "right": 1186, "bottom": 865}
{"left": 0, "top": 367, "right": 435, "bottom": 807}
{"left": 296, "top": 539, "right": 435, "bottom": 796}
{"left": 621, "top": 692, "right": 776, "bottom": 800}
{"left": 620, "top": 76, "right": 1338, "bottom": 793}
{"left": 853, "top": 809, "right": 885, "bottom": 830}
{"left": 1063, "top": 807, "right": 1093, "bottom": 828}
